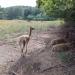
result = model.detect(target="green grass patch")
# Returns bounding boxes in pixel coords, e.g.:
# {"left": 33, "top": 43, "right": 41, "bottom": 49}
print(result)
{"left": 0, "top": 20, "right": 63, "bottom": 40}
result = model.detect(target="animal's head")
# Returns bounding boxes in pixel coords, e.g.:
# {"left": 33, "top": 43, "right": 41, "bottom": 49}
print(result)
{"left": 30, "top": 27, "right": 35, "bottom": 30}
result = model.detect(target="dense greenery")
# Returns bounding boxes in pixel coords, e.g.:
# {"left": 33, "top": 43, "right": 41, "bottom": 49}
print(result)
{"left": 0, "top": 6, "right": 52, "bottom": 20}
{"left": 37, "top": 0, "right": 75, "bottom": 21}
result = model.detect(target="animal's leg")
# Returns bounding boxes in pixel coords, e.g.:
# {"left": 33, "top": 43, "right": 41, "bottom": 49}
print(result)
{"left": 25, "top": 43, "right": 27, "bottom": 55}
{"left": 19, "top": 41, "right": 23, "bottom": 55}
{"left": 21, "top": 40, "right": 26, "bottom": 56}
{"left": 21, "top": 47, "right": 24, "bottom": 56}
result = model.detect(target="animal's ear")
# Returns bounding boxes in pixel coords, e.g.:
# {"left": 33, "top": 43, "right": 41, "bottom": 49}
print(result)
{"left": 32, "top": 27, "right": 35, "bottom": 30}
{"left": 30, "top": 26, "right": 35, "bottom": 30}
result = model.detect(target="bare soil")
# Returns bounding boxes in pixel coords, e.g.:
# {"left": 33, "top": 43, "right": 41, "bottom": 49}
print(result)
{"left": 0, "top": 27, "right": 75, "bottom": 75}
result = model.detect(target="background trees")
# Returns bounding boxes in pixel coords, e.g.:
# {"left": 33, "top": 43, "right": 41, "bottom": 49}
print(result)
{"left": 0, "top": 6, "right": 50, "bottom": 20}
{"left": 36, "top": 0, "right": 75, "bottom": 21}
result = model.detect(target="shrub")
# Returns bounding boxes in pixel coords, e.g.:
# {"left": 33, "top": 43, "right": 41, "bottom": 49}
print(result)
{"left": 58, "top": 51, "right": 75, "bottom": 63}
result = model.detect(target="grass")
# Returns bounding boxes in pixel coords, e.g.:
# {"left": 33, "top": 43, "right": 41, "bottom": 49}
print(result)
{"left": 0, "top": 20, "right": 63, "bottom": 40}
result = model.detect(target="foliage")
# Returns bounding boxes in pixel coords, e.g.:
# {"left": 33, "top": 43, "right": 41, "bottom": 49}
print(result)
{"left": 37, "top": 0, "right": 75, "bottom": 21}
{"left": 0, "top": 7, "right": 7, "bottom": 19}
{"left": 0, "top": 6, "right": 52, "bottom": 20}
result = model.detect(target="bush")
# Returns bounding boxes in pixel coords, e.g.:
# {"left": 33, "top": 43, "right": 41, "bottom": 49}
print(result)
{"left": 58, "top": 51, "right": 75, "bottom": 63}
{"left": 26, "top": 14, "right": 56, "bottom": 21}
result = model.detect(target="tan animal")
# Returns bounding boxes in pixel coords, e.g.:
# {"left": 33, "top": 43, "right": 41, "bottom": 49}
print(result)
{"left": 19, "top": 27, "right": 35, "bottom": 56}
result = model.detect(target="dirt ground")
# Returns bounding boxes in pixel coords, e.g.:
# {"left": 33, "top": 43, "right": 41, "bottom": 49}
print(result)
{"left": 0, "top": 27, "right": 75, "bottom": 75}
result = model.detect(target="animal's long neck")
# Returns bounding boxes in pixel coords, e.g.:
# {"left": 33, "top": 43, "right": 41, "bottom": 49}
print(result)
{"left": 29, "top": 29, "right": 32, "bottom": 38}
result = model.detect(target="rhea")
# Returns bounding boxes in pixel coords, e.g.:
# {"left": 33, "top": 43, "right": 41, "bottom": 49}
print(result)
{"left": 19, "top": 27, "right": 35, "bottom": 56}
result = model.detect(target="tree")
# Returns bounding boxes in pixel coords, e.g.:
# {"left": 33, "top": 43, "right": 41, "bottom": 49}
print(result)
{"left": 0, "top": 6, "right": 7, "bottom": 19}
{"left": 36, "top": 0, "right": 75, "bottom": 21}
{"left": 37, "top": 0, "right": 75, "bottom": 46}
{"left": 0, "top": 6, "right": 44, "bottom": 20}
{"left": 7, "top": 7, "right": 24, "bottom": 19}
{"left": 24, "top": 8, "right": 30, "bottom": 19}
{"left": 31, "top": 7, "right": 41, "bottom": 16}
